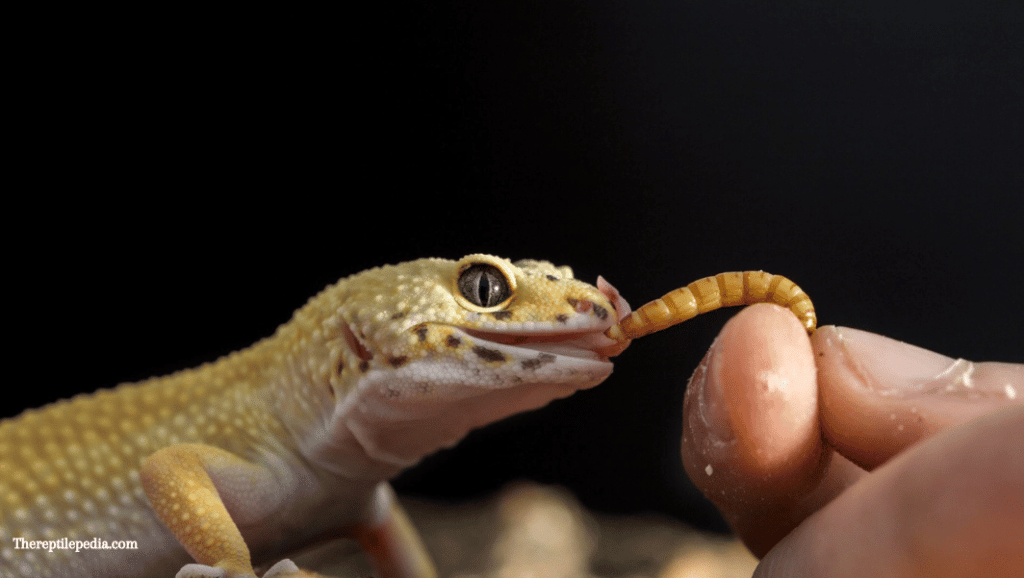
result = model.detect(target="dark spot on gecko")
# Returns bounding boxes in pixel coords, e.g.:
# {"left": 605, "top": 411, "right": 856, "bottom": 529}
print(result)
{"left": 413, "top": 324, "right": 429, "bottom": 342}
{"left": 387, "top": 356, "right": 409, "bottom": 368}
{"left": 358, "top": 360, "right": 370, "bottom": 373}
{"left": 566, "top": 297, "right": 579, "bottom": 308}
{"left": 521, "top": 359, "right": 541, "bottom": 370}
{"left": 491, "top": 310, "right": 513, "bottom": 321}
{"left": 335, "top": 359, "right": 346, "bottom": 376}
{"left": 446, "top": 334, "right": 462, "bottom": 348}
{"left": 472, "top": 346, "right": 507, "bottom": 363}
{"left": 593, "top": 304, "right": 609, "bottom": 320}
{"left": 546, "top": 275, "right": 559, "bottom": 281}
{"left": 555, "top": 314, "right": 569, "bottom": 324}
{"left": 521, "top": 353, "right": 557, "bottom": 370}
{"left": 390, "top": 311, "right": 406, "bottom": 320}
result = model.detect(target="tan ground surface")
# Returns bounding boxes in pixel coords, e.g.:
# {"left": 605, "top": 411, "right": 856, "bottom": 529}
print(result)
{"left": 284, "top": 482, "right": 756, "bottom": 578}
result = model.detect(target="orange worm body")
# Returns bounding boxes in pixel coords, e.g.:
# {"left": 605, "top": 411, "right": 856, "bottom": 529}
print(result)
{"left": 606, "top": 271, "right": 816, "bottom": 341}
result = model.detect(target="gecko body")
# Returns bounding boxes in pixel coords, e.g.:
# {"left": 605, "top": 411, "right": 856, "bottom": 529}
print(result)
{"left": 0, "top": 254, "right": 630, "bottom": 578}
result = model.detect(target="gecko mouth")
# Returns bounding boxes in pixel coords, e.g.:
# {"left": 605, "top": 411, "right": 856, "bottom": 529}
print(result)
{"left": 462, "top": 327, "right": 619, "bottom": 362}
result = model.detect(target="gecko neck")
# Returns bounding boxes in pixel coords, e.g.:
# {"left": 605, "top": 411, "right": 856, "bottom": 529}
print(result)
{"left": 307, "top": 355, "right": 614, "bottom": 481}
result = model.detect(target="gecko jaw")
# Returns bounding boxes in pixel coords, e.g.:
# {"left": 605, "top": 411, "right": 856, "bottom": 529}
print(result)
{"left": 460, "top": 326, "right": 618, "bottom": 365}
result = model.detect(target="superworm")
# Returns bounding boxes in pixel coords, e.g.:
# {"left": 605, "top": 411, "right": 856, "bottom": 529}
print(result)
{"left": 605, "top": 271, "right": 816, "bottom": 341}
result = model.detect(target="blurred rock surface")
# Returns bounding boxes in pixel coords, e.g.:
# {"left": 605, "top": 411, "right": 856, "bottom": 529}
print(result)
{"left": 285, "top": 482, "right": 757, "bottom": 578}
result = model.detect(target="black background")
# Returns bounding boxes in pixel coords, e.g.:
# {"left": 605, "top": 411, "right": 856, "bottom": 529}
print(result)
{"left": 9, "top": 1, "right": 1023, "bottom": 533}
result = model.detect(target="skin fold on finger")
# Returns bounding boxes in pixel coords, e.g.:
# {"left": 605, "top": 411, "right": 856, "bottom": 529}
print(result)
{"left": 754, "top": 404, "right": 1024, "bottom": 578}
{"left": 813, "top": 326, "right": 1024, "bottom": 470}
{"left": 681, "top": 304, "right": 864, "bottom": 556}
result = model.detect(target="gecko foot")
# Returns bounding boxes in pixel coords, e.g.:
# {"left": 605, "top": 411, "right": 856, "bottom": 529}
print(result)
{"left": 174, "top": 563, "right": 257, "bottom": 578}
{"left": 261, "top": 559, "right": 303, "bottom": 577}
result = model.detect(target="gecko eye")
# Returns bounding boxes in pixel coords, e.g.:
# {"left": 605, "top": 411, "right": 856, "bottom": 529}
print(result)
{"left": 457, "top": 264, "right": 512, "bottom": 308}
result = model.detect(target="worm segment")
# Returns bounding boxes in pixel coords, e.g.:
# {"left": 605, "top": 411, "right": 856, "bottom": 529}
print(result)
{"left": 605, "top": 271, "right": 816, "bottom": 341}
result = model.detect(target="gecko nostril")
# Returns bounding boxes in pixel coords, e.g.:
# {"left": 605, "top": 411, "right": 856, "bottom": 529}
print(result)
{"left": 571, "top": 298, "right": 608, "bottom": 320}
{"left": 569, "top": 297, "right": 592, "bottom": 313}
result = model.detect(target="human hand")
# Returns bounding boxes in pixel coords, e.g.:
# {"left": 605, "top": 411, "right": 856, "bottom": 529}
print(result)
{"left": 680, "top": 304, "right": 1024, "bottom": 577}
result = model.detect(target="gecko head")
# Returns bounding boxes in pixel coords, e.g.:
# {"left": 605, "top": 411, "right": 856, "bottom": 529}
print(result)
{"left": 320, "top": 254, "right": 633, "bottom": 470}
{"left": 445, "top": 253, "right": 633, "bottom": 381}
{"left": 334, "top": 254, "right": 632, "bottom": 390}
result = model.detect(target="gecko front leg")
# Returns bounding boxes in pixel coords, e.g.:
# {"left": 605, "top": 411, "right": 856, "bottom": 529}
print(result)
{"left": 142, "top": 444, "right": 435, "bottom": 578}
{"left": 349, "top": 484, "right": 438, "bottom": 578}
{"left": 141, "top": 443, "right": 292, "bottom": 578}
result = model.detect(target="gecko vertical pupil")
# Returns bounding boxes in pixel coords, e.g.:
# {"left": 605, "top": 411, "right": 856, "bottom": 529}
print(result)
{"left": 458, "top": 264, "right": 511, "bottom": 308}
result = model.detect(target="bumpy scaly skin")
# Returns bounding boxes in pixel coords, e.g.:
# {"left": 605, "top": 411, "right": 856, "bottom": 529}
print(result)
{"left": 0, "top": 255, "right": 627, "bottom": 578}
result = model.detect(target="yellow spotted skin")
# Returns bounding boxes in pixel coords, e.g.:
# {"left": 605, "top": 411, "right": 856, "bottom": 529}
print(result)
{"left": 606, "top": 271, "right": 816, "bottom": 341}
{"left": 0, "top": 255, "right": 623, "bottom": 578}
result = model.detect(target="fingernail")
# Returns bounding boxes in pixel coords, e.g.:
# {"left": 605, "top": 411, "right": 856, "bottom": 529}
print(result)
{"left": 693, "top": 336, "right": 734, "bottom": 442}
{"left": 829, "top": 327, "right": 966, "bottom": 396}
